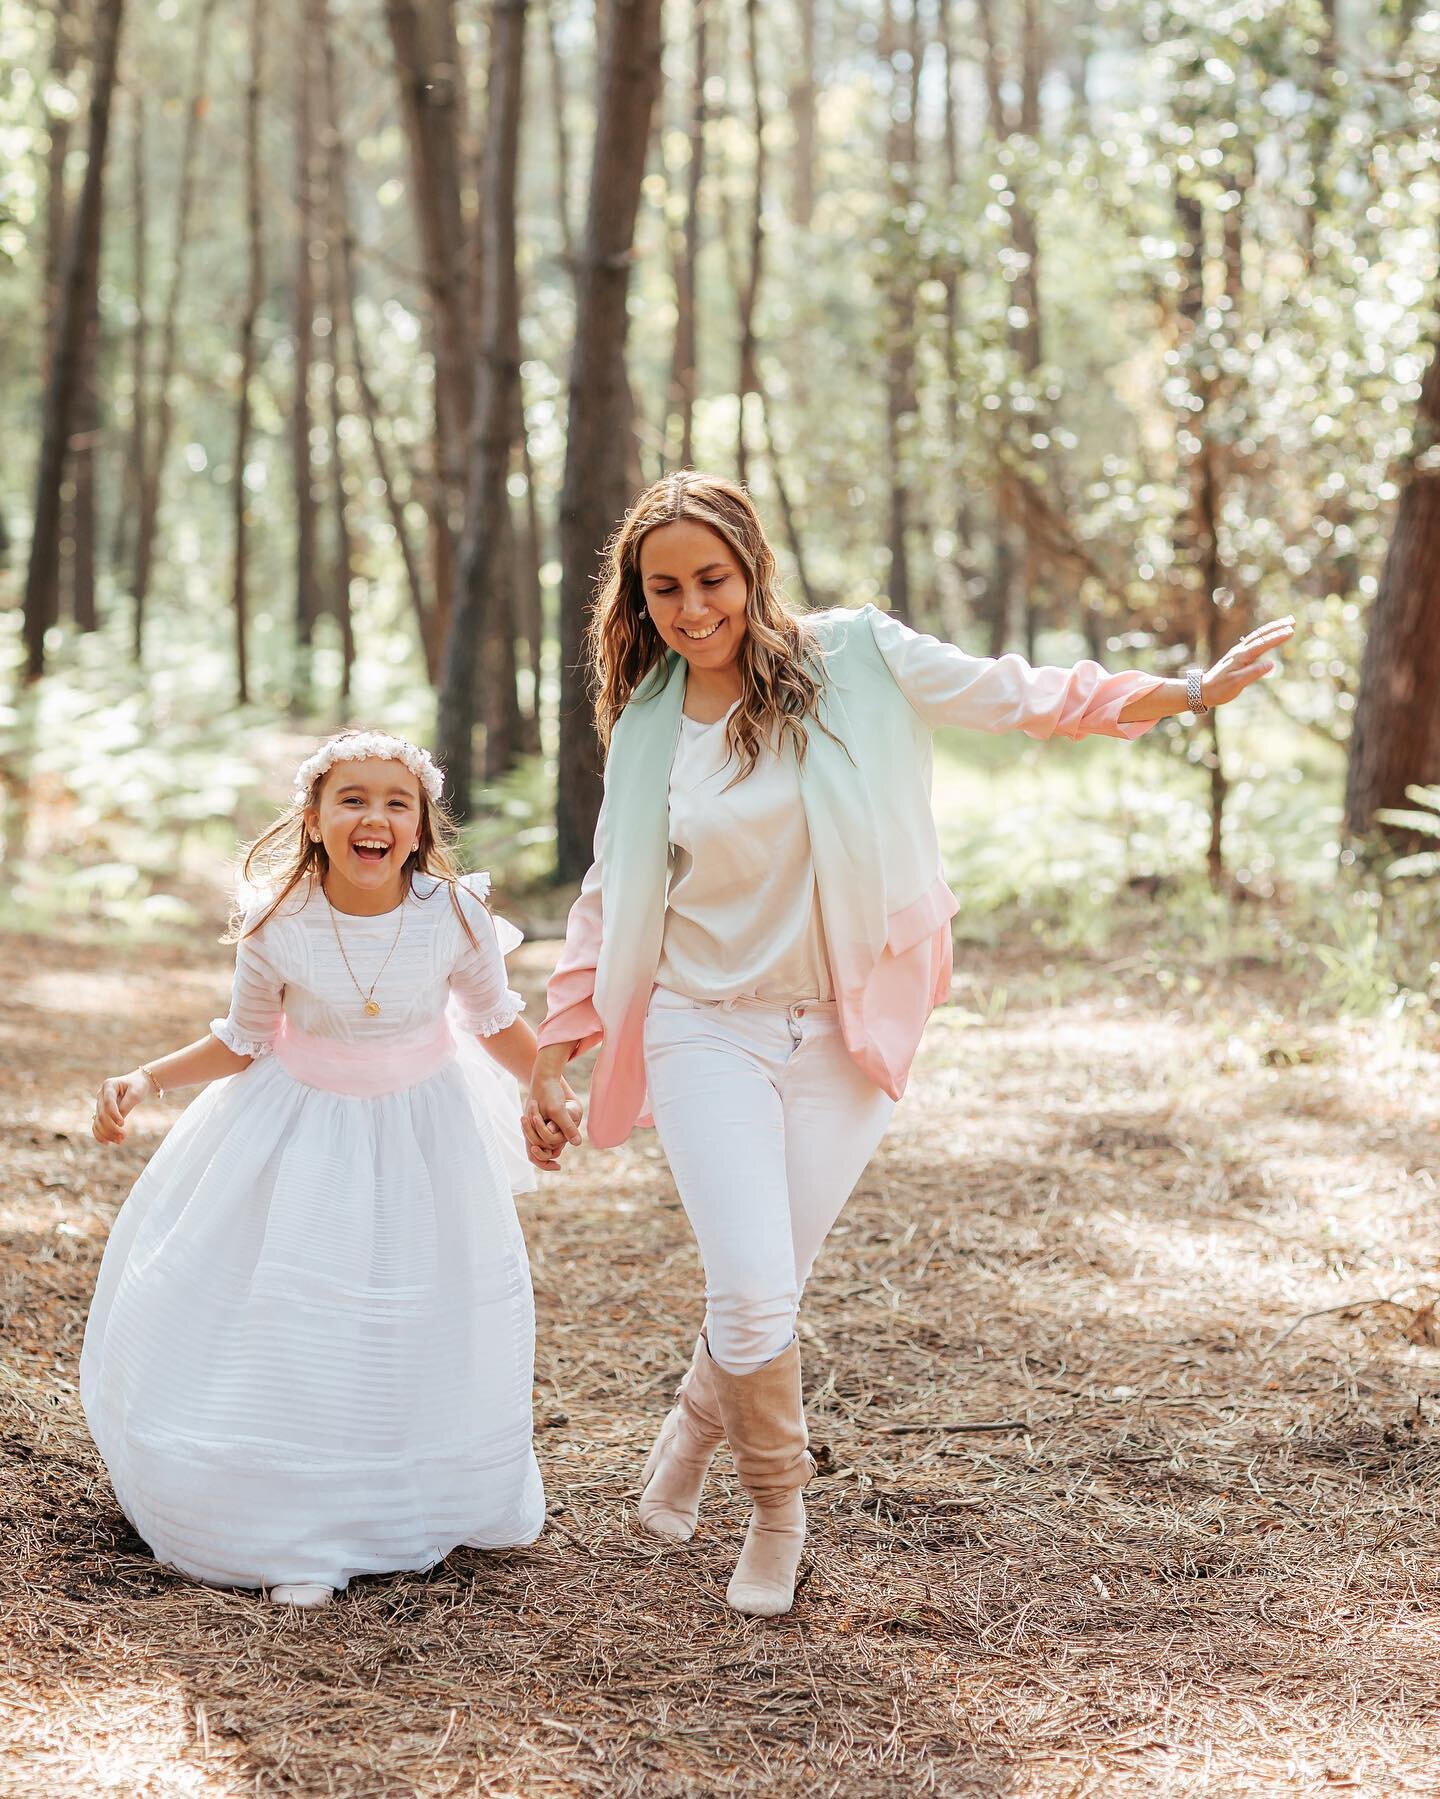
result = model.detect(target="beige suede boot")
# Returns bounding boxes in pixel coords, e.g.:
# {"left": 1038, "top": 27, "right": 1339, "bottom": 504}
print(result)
{"left": 710, "top": 1338, "right": 815, "bottom": 1618}
{"left": 637, "top": 1332, "right": 726, "bottom": 1542}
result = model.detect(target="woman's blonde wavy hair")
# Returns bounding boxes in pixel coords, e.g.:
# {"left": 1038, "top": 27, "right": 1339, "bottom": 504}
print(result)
{"left": 587, "top": 471, "right": 831, "bottom": 778}
{"left": 227, "top": 727, "right": 483, "bottom": 950}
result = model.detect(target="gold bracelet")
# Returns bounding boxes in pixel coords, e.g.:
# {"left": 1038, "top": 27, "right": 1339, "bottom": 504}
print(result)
{"left": 140, "top": 1063, "right": 166, "bottom": 1100}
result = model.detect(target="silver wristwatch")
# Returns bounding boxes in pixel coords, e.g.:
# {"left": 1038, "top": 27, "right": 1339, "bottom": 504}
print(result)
{"left": 1185, "top": 667, "right": 1209, "bottom": 715}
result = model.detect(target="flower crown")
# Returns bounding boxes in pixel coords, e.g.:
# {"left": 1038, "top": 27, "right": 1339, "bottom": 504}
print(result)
{"left": 292, "top": 731, "right": 444, "bottom": 806}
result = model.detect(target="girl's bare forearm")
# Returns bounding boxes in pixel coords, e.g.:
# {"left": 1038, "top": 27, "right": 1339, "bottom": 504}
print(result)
{"left": 481, "top": 1016, "right": 541, "bottom": 1084}
{"left": 142, "top": 1035, "right": 255, "bottom": 1090}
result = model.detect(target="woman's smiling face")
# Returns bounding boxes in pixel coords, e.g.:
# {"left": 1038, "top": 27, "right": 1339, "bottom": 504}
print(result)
{"left": 307, "top": 758, "right": 423, "bottom": 903}
{"left": 640, "top": 520, "right": 749, "bottom": 673}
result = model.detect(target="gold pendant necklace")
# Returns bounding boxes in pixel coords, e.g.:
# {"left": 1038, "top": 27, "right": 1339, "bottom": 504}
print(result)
{"left": 324, "top": 886, "right": 406, "bottom": 1018}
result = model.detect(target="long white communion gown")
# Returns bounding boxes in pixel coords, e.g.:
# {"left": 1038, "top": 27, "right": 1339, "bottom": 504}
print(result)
{"left": 80, "top": 872, "right": 546, "bottom": 1593}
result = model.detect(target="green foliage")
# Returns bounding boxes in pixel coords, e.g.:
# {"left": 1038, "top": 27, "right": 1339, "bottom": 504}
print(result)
{"left": 1378, "top": 784, "right": 1440, "bottom": 881}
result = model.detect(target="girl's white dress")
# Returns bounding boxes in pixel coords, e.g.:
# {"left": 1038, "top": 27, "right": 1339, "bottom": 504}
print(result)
{"left": 80, "top": 872, "right": 546, "bottom": 1592}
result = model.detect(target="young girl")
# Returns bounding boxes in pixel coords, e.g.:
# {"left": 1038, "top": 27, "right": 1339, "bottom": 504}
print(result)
{"left": 83, "top": 729, "right": 567, "bottom": 1606}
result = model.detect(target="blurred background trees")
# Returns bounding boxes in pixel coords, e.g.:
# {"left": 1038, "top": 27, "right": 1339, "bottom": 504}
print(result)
{"left": 3, "top": 0, "right": 1439, "bottom": 1003}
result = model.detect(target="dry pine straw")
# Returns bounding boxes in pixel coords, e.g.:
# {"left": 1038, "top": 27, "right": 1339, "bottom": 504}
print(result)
{"left": 2, "top": 924, "right": 1440, "bottom": 1799}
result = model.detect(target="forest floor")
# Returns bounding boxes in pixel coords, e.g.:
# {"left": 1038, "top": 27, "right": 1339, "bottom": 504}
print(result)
{"left": 3, "top": 912, "right": 1440, "bottom": 1798}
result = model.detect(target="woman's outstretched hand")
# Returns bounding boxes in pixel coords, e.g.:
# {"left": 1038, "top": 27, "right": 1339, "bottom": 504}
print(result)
{"left": 92, "top": 1069, "right": 157, "bottom": 1144}
{"left": 1202, "top": 615, "right": 1295, "bottom": 708}
{"left": 523, "top": 1062, "right": 584, "bottom": 1172}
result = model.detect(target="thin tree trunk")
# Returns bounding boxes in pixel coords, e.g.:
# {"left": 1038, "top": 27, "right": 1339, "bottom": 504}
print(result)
{"left": 231, "top": 0, "right": 267, "bottom": 704}
{"left": 666, "top": 0, "right": 705, "bottom": 468}
{"left": 479, "top": 506, "right": 524, "bottom": 780}
{"left": 790, "top": 0, "right": 816, "bottom": 226}
{"left": 936, "top": 0, "right": 975, "bottom": 634}
{"left": 130, "top": 0, "right": 218, "bottom": 662}
{"left": 43, "top": 0, "right": 78, "bottom": 371}
{"left": 734, "top": 0, "right": 763, "bottom": 483}
{"left": 384, "top": 0, "right": 473, "bottom": 653}
{"left": 542, "top": 0, "right": 576, "bottom": 270}
{"left": 1344, "top": 328, "right": 1440, "bottom": 838}
{"left": 324, "top": 45, "right": 436, "bottom": 678}
{"left": 320, "top": 2, "right": 354, "bottom": 705}
{"left": 880, "top": 0, "right": 920, "bottom": 624}
{"left": 24, "top": 0, "right": 125, "bottom": 681}
{"left": 437, "top": 0, "right": 527, "bottom": 814}
{"left": 43, "top": 0, "right": 78, "bottom": 631}
{"left": 555, "top": 0, "right": 665, "bottom": 881}
{"left": 71, "top": 273, "right": 99, "bottom": 631}
{"left": 292, "top": 0, "right": 321, "bottom": 692}
{"left": 757, "top": 381, "right": 816, "bottom": 607}
{"left": 516, "top": 402, "right": 545, "bottom": 751}
{"left": 977, "top": 0, "right": 1044, "bottom": 652}
{"left": 112, "top": 86, "right": 146, "bottom": 576}
{"left": 326, "top": 260, "right": 357, "bottom": 707}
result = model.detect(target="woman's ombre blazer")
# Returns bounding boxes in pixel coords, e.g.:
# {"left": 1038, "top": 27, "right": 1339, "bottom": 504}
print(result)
{"left": 538, "top": 605, "right": 1165, "bottom": 1147}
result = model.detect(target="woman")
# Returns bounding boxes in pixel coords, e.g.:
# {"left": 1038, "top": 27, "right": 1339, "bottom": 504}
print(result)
{"left": 525, "top": 471, "right": 1292, "bottom": 1618}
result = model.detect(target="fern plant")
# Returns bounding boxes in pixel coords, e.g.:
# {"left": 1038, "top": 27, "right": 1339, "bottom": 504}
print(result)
{"left": 1377, "top": 784, "right": 1440, "bottom": 882}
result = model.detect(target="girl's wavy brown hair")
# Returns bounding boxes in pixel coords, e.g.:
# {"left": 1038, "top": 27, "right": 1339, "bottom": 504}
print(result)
{"left": 227, "top": 728, "right": 483, "bottom": 949}
{"left": 587, "top": 471, "right": 831, "bottom": 777}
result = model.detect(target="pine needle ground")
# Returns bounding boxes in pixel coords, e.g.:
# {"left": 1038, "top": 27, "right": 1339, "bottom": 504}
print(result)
{"left": 3, "top": 923, "right": 1439, "bottom": 1798}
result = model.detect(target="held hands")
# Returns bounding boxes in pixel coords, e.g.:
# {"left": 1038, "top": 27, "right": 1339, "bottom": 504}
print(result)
{"left": 92, "top": 1069, "right": 159, "bottom": 1145}
{"left": 522, "top": 1067, "right": 584, "bottom": 1171}
{"left": 1201, "top": 615, "right": 1295, "bottom": 708}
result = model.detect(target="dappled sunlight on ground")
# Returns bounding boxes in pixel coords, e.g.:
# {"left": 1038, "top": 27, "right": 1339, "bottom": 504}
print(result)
{"left": 4, "top": 919, "right": 1440, "bottom": 1795}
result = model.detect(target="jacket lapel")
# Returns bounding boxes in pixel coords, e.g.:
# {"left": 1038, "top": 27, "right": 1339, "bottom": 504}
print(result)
{"left": 594, "top": 653, "right": 683, "bottom": 1016}
{"left": 797, "top": 668, "right": 888, "bottom": 997}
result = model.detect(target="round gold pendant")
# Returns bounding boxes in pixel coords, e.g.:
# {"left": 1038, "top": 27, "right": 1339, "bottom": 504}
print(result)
{"left": 364, "top": 999, "right": 381, "bottom": 1017}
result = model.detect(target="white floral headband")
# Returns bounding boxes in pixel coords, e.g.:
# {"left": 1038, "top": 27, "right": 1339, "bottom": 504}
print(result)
{"left": 292, "top": 732, "right": 444, "bottom": 806}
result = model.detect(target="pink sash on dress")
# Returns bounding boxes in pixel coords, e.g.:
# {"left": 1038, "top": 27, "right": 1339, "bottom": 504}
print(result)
{"left": 273, "top": 1016, "right": 456, "bottom": 1098}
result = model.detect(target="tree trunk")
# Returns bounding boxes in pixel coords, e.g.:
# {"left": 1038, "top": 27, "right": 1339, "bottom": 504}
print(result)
{"left": 437, "top": 0, "right": 527, "bottom": 814}
{"left": 325, "top": 258, "right": 358, "bottom": 709}
{"left": 936, "top": 0, "right": 976, "bottom": 634}
{"left": 112, "top": 86, "right": 146, "bottom": 577}
{"left": 734, "top": 0, "right": 763, "bottom": 483}
{"left": 542, "top": 0, "right": 576, "bottom": 270}
{"left": 757, "top": 383, "right": 817, "bottom": 608}
{"left": 325, "top": 47, "right": 437, "bottom": 678}
{"left": 43, "top": 0, "right": 77, "bottom": 633}
{"left": 977, "top": 0, "right": 1044, "bottom": 652}
{"left": 384, "top": 0, "right": 473, "bottom": 651}
{"left": 231, "top": 0, "right": 267, "bottom": 704}
{"left": 881, "top": 0, "right": 920, "bottom": 625}
{"left": 320, "top": 2, "right": 354, "bottom": 706}
{"left": 130, "top": 0, "right": 218, "bottom": 662}
{"left": 43, "top": 0, "right": 78, "bottom": 371}
{"left": 479, "top": 505, "right": 524, "bottom": 780}
{"left": 790, "top": 0, "right": 816, "bottom": 227}
{"left": 516, "top": 402, "right": 545, "bottom": 751}
{"left": 25, "top": 0, "right": 125, "bottom": 680}
{"left": 70, "top": 270, "right": 100, "bottom": 632}
{"left": 666, "top": 0, "right": 705, "bottom": 469}
{"left": 555, "top": 0, "right": 665, "bottom": 881}
{"left": 1344, "top": 330, "right": 1440, "bottom": 838}
{"left": 292, "top": 0, "right": 321, "bottom": 696}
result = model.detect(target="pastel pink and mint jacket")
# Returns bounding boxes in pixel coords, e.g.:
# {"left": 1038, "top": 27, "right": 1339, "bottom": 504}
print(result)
{"left": 539, "top": 605, "right": 1166, "bottom": 1147}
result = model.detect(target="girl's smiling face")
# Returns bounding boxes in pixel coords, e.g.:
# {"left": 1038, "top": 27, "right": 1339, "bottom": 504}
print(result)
{"left": 640, "top": 520, "right": 750, "bottom": 673}
{"left": 306, "top": 758, "right": 423, "bottom": 909}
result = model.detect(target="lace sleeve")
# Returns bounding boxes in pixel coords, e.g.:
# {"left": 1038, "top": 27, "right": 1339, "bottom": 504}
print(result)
{"left": 209, "top": 920, "right": 284, "bottom": 1058}
{"left": 449, "top": 875, "right": 526, "bottom": 1038}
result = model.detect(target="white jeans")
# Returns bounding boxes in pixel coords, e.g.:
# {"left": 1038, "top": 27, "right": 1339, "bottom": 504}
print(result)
{"left": 643, "top": 988, "right": 896, "bottom": 1374}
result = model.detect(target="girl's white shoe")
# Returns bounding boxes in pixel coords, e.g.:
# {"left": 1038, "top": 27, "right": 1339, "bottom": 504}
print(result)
{"left": 267, "top": 1583, "right": 333, "bottom": 1608}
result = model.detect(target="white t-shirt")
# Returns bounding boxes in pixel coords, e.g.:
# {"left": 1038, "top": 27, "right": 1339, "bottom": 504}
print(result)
{"left": 655, "top": 708, "right": 833, "bottom": 1004}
